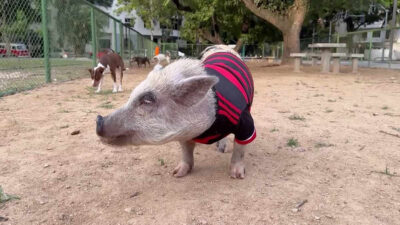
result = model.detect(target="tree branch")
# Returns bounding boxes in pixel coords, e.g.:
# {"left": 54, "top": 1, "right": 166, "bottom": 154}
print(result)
{"left": 170, "top": 0, "right": 194, "bottom": 12}
{"left": 198, "top": 28, "right": 224, "bottom": 44}
{"left": 241, "top": 0, "right": 287, "bottom": 30}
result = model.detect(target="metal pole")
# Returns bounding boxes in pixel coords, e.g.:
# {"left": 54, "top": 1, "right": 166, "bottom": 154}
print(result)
{"left": 90, "top": 7, "right": 97, "bottom": 67}
{"left": 329, "top": 21, "right": 332, "bottom": 43}
{"left": 119, "top": 22, "right": 124, "bottom": 59}
{"left": 389, "top": 0, "right": 398, "bottom": 68}
{"left": 368, "top": 35, "right": 372, "bottom": 67}
{"left": 113, "top": 20, "right": 117, "bottom": 52}
{"left": 41, "top": 0, "right": 51, "bottom": 83}
{"left": 128, "top": 28, "right": 131, "bottom": 59}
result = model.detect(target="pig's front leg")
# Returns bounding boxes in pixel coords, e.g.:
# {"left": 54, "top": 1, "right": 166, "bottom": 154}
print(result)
{"left": 216, "top": 137, "right": 228, "bottom": 153}
{"left": 173, "top": 140, "right": 195, "bottom": 178}
{"left": 230, "top": 142, "right": 246, "bottom": 179}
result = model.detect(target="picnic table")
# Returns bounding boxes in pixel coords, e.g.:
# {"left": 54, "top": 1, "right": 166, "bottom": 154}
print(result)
{"left": 308, "top": 43, "right": 347, "bottom": 73}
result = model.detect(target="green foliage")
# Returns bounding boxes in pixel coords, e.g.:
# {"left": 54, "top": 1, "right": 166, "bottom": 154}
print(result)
{"left": 0, "top": 10, "right": 28, "bottom": 42}
{"left": 0, "top": 186, "right": 20, "bottom": 203}
{"left": 52, "top": 0, "right": 107, "bottom": 55}
{"left": 253, "top": 0, "right": 295, "bottom": 15}
{"left": 287, "top": 138, "right": 299, "bottom": 147}
{"left": 88, "top": 0, "right": 114, "bottom": 7}
{"left": 117, "top": 0, "right": 179, "bottom": 32}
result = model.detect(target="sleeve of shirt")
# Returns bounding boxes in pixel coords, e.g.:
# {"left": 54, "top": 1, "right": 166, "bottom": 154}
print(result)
{"left": 234, "top": 110, "right": 256, "bottom": 145}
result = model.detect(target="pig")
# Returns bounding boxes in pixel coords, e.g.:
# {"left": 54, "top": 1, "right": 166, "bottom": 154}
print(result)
{"left": 96, "top": 45, "right": 256, "bottom": 179}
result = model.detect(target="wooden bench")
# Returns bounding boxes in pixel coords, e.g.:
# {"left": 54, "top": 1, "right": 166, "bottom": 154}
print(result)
{"left": 331, "top": 53, "right": 347, "bottom": 74}
{"left": 349, "top": 54, "right": 364, "bottom": 73}
{"left": 290, "top": 53, "right": 307, "bottom": 72}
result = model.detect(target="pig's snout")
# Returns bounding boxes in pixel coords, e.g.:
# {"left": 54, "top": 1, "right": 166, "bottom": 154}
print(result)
{"left": 96, "top": 115, "right": 105, "bottom": 136}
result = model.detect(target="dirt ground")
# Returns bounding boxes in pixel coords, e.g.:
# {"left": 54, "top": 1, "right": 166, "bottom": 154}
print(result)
{"left": 1, "top": 62, "right": 400, "bottom": 225}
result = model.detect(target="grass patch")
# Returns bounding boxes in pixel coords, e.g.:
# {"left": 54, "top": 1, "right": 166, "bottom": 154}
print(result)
{"left": 382, "top": 106, "right": 389, "bottom": 110}
{"left": 99, "top": 101, "right": 114, "bottom": 109}
{"left": 391, "top": 126, "right": 400, "bottom": 133}
{"left": 373, "top": 165, "right": 399, "bottom": 177}
{"left": 325, "top": 109, "right": 334, "bottom": 113}
{"left": 315, "top": 142, "right": 334, "bottom": 148}
{"left": 289, "top": 114, "right": 305, "bottom": 121}
{"left": 313, "top": 94, "right": 324, "bottom": 97}
{"left": 327, "top": 99, "right": 336, "bottom": 102}
{"left": 287, "top": 138, "right": 299, "bottom": 147}
{"left": 96, "top": 90, "right": 114, "bottom": 95}
{"left": 158, "top": 158, "right": 165, "bottom": 166}
{"left": 58, "top": 109, "right": 70, "bottom": 113}
{"left": 59, "top": 125, "right": 69, "bottom": 129}
{"left": 0, "top": 186, "right": 20, "bottom": 203}
{"left": 270, "top": 128, "right": 279, "bottom": 133}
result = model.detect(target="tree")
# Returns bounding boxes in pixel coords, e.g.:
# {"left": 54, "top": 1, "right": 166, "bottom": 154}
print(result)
{"left": 52, "top": 0, "right": 107, "bottom": 55}
{"left": 241, "top": 0, "right": 310, "bottom": 63}
{"left": 170, "top": 0, "right": 281, "bottom": 51}
{"left": 88, "top": 0, "right": 114, "bottom": 7}
{"left": 117, "top": 0, "right": 179, "bottom": 41}
{"left": 0, "top": 0, "right": 41, "bottom": 56}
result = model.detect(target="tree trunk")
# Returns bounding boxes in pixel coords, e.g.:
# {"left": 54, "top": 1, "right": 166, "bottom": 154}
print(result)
{"left": 241, "top": 0, "right": 309, "bottom": 64}
{"left": 234, "top": 38, "right": 244, "bottom": 52}
{"left": 282, "top": 28, "right": 301, "bottom": 64}
{"left": 199, "top": 29, "right": 224, "bottom": 44}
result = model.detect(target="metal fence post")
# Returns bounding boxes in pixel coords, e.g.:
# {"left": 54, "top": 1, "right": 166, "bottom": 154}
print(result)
{"left": 113, "top": 20, "right": 117, "bottom": 52}
{"left": 40, "top": 0, "right": 51, "bottom": 83}
{"left": 119, "top": 22, "right": 123, "bottom": 58}
{"left": 388, "top": 0, "right": 398, "bottom": 69}
{"left": 368, "top": 36, "right": 372, "bottom": 67}
{"left": 90, "top": 7, "right": 97, "bottom": 67}
{"left": 128, "top": 28, "right": 131, "bottom": 59}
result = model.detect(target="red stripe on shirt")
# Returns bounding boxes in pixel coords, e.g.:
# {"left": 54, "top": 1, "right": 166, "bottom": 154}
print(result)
{"left": 218, "top": 110, "right": 238, "bottom": 125}
{"left": 206, "top": 53, "right": 253, "bottom": 86}
{"left": 205, "top": 64, "right": 249, "bottom": 104}
{"left": 206, "top": 59, "right": 251, "bottom": 90}
{"left": 235, "top": 130, "right": 256, "bottom": 145}
{"left": 193, "top": 134, "right": 221, "bottom": 144}
{"left": 215, "top": 91, "right": 241, "bottom": 114}
{"left": 218, "top": 101, "right": 239, "bottom": 120}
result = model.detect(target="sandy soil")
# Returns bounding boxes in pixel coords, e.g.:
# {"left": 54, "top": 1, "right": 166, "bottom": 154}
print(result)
{"left": 1, "top": 62, "right": 400, "bottom": 225}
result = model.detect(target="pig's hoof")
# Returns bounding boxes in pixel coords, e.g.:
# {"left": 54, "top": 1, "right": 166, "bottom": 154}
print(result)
{"left": 216, "top": 140, "right": 227, "bottom": 153}
{"left": 173, "top": 162, "right": 192, "bottom": 178}
{"left": 230, "top": 162, "right": 245, "bottom": 179}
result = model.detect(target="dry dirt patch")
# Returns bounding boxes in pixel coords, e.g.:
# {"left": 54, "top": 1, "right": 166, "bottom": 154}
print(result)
{"left": 0, "top": 63, "right": 400, "bottom": 225}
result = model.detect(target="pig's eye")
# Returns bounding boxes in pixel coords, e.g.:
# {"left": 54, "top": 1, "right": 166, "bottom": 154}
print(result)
{"left": 139, "top": 92, "right": 156, "bottom": 105}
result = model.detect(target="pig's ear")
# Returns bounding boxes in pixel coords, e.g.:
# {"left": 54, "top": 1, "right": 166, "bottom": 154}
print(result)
{"left": 172, "top": 76, "right": 219, "bottom": 106}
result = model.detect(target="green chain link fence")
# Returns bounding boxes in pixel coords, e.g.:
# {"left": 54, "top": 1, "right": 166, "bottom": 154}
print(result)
{"left": 299, "top": 27, "right": 400, "bottom": 67}
{"left": 0, "top": 0, "right": 156, "bottom": 97}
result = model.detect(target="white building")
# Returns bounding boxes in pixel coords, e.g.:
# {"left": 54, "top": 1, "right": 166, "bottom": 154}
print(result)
{"left": 335, "top": 18, "right": 400, "bottom": 60}
{"left": 96, "top": 0, "right": 182, "bottom": 54}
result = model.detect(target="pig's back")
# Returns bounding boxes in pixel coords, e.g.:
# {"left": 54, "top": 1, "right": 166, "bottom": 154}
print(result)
{"left": 193, "top": 52, "right": 255, "bottom": 145}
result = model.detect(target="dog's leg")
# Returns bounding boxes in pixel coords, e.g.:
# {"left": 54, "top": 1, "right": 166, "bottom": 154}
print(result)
{"left": 118, "top": 68, "right": 123, "bottom": 92}
{"left": 111, "top": 69, "right": 117, "bottom": 93}
{"left": 95, "top": 77, "right": 103, "bottom": 93}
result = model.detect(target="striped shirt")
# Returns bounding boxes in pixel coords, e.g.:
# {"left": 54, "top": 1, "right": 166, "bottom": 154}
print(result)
{"left": 193, "top": 52, "right": 256, "bottom": 145}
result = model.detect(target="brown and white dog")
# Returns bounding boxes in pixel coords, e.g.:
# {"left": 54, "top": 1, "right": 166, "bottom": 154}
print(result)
{"left": 89, "top": 52, "right": 125, "bottom": 93}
